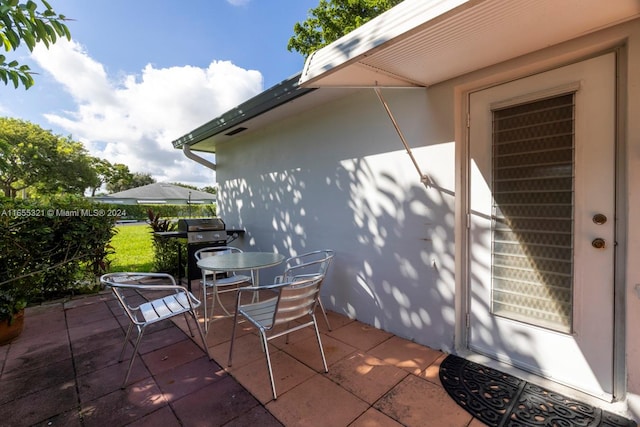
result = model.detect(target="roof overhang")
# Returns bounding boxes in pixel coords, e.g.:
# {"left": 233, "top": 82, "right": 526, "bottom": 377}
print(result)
{"left": 299, "top": 0, "right": 640, "bottom": 88}
{"left": 172, "top": 74, "right": 311, "bottom": 151}
{"left": 171, "top": 73, "right": 359, "bottom": 153}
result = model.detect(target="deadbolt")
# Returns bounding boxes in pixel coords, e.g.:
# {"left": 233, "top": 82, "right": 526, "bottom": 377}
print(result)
{"left": 593, "top": 214, "right": 607, "bottom": 225}
{"left": 592, "top": 238, "right": 606, "bottom": 249}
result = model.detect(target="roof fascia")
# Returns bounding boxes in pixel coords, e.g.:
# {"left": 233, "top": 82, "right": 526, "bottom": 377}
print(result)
{"left": 172, "top": 73, "right": 315, "bottom": 149}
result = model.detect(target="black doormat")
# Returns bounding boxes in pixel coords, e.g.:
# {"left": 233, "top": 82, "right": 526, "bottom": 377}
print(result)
{"left": 439, "top": 354, "right": 637, "bottom": 427}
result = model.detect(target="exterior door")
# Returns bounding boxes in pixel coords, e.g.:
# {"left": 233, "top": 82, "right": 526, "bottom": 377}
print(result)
{"left": 468, "top": 53, "right": 616, "bottom": 398}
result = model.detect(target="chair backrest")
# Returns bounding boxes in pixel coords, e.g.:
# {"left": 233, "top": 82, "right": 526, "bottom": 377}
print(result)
{"left": 271, "top": 275, "right": 324, "bottom": 328}
{"left": 194, "top": 246, "right": 242, "bottom": 275}
{"left": 100, "top": 272, "right": 176, "bottom": 324}
{"left": 194, "top": 246, "right": 242, "bottom": 261}
{"left": 282, "top": 250, "right": 334, "bottom": 282}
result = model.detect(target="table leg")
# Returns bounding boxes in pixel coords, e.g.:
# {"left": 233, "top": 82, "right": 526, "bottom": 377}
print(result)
{"left": 251, "top": 269, "right": 260, "bottom": 303}
{"left": 202, "top": 269, "right": 209, "bottom": 333}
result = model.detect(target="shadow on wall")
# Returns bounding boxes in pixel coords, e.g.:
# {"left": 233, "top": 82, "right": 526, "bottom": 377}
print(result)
{"left": 221, "top": 144, "right": 461, "bottom": 351}
{"left": 217, "top": 89, "right": 543, "bottom": 381}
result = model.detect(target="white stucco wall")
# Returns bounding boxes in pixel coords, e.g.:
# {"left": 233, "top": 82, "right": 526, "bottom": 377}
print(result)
{"left": 211, "top": 17, "right": 640, "bottom": 417}
{"left": 217, "top": 87, "right": 458, "bottom": 351}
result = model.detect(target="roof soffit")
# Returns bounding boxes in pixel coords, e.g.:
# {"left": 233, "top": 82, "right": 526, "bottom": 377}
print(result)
{"left": 299, "top": 0, "right": 640, "bottom": 88}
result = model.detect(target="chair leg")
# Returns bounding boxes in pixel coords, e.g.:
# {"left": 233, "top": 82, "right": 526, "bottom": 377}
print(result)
{"left": 285, "top": 321, "right": 291, "bottom": 345}
{"left": 213, "top": 285, "right": 234, "bottom": 317}
{"left": 122, "top": 326, "right": 146, "bottom": 388}
{"left": 119, "top": 323, "right": 134, "bottom": 362}
{"left": 317, "top": 298, "right": 332, "bottom": 331}
{"left": 190, "top": 311, "right": 212, "bottom": 360}
{"left": 183, "top": 312, "right": 195, "bottom": 337}
{"left": 260, "top": 330, "right": 278, "bottom": 400}
{"left": 227, "top": 309, "right": 240, "bottom": 367}
{"left": 312, "top": 315, "right": 329, "bottom": 373}
{"left": 202, "top": 280, "right": 209, "bottom": 333}
{"left": 215, "top": 286, "right": 234, "bottom": 317}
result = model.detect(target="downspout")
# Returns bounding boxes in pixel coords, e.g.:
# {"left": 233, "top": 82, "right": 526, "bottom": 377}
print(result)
{"left": 182, "top": 144, "right": 216, "bottom": 171}
{"left": 374, "top": 87, "right": 432, "bottom": 187}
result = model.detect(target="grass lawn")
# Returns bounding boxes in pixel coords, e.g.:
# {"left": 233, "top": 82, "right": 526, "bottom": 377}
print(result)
{"left": 108, "top": 223, "right": 154, "bottom": 272}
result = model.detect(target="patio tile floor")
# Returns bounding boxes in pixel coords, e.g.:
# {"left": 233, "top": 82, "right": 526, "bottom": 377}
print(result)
{"left": 0, "top": 284, "right": 487, "bottom": 427}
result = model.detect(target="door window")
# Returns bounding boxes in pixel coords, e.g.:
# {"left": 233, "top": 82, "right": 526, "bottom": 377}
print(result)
{"left": 491, "top": 94, "right": 575, "bottom": 333}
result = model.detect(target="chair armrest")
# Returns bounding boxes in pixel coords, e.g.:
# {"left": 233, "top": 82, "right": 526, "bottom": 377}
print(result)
{"left": 237, "top": 275, "right": 322, "bottom": 294}
{"left": 100, "top": 272, "right": 192, "bottom": 300}
{"left": 290, "top": 273, "right": 322, "bottom": 280}
{"left": 101, "top": 272, "right": 177, "bottom": 286}
{"left": 236, "top": 282, "right": 289, "bottom": 293}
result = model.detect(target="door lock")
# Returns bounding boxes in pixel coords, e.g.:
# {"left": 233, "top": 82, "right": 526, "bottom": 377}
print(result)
{"left": 592, "top": 238, "right": 606, "bottom": 249}
{"left": 592, "top": 214, "right": 607, "bottom": 225}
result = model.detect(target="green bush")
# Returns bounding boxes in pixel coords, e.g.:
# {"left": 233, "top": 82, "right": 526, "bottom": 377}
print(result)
{"left": 95, "top": 203, "right": 216, "bottom": 221}
{"left": 147, "top": 208, "right": 185, "bottom": 277}
{"left": 0, "top": 195, "right": 117, "bottom": 314}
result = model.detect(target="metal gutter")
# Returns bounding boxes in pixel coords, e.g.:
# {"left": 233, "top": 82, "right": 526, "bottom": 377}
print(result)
{"left": 172, "top": 73, "right": 315, "bottom": 149}
{"left": 183, "top": 144, "right": 216, "bottom": 171}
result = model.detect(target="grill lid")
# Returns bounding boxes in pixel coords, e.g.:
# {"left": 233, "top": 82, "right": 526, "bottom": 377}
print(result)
{"left": 177, "top": 218, "right": 226, "bottom": 232}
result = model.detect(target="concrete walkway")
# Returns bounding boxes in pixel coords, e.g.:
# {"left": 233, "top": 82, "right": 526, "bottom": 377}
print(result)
{"left": 0, "top": 289, "right": 485, "bottom": 426}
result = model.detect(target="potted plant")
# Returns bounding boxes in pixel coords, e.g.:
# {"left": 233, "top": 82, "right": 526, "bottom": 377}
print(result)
{"left": 0, "top": 290, "right": 27, "bottom": 345}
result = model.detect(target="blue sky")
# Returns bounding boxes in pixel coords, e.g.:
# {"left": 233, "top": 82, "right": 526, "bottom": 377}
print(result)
{"left": 0, "top": 0, "right": 319, "bottom": 188}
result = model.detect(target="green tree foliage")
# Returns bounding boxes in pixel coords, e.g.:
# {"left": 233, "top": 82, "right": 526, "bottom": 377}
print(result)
{"left": 103, "top": 163, "right": 132, "bottom": 194}
{"left": 287, "top": 0, "right": 403, "bottom": 57}
{"left": 171, "top": 182, "right": 199, "bottom": 191}
{"left": 87, "top": 157, "right": 112, "bottom": 197}
{"left": 105, "top": 165, "right": 156, "bottom": 193}
{"left": 200, "top": 185, "right": 217, "bottom": 195}
{"left": 0, "top": 0, "right": 71, "bottom": 89}
{"left": 130, "top": 172, "right": 155, "bottom": 189}
{"left": 0, "top": 117, "right": 98, "bottom": 197}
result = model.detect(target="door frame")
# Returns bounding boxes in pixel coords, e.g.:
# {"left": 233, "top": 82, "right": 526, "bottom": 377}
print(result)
{"left": 454, "top": 46, "right": 628, "bottom": 401}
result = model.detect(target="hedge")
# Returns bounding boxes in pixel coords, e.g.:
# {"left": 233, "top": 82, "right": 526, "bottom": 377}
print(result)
{"left": 1, "top": 195, "right": 118, "bottom": 306}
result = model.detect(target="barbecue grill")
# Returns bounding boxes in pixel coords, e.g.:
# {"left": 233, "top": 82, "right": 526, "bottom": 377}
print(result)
{"left": 177, "top": 218, "right": 228, "bottom": 284}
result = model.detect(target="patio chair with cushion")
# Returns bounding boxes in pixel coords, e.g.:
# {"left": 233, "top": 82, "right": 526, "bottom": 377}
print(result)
{"left": 100, "top": 272, "right": 210, "bottom": 388}
{"left": 274, "top": 249, "right": 334, "bottom": 330}
{"left": 228, "top": 275, "right": 329, "bottom": 400}
{"left": 194, "top": 246, "right": 253, "bottom": 331}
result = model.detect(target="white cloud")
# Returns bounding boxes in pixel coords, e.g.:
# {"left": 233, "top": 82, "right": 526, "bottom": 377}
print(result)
{"left": 31, "top": 39, "right": 263, "bottom": 188}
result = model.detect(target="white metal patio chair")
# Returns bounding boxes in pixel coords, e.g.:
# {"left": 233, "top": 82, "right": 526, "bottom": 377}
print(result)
{"left": 194, "top": 246, "right": 253, "bottom": 331}
{"left": 100, "top": 272, "right": 210, "bottom": 388}
{"left": 228, "top": 275, "right": 329, "bottom": 400}
{"left": 275, "top": 249, "right": 335, "bottom": 330}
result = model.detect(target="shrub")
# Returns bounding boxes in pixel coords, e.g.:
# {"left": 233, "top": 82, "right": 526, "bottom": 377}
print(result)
{"left": 95, "top": 203, "right": 216, "bottom": 221}
{"left": 0, "top": 195, "right": 117, "bottom": 312}
{"left": 147, "top": 208, "right": 185, "bottom": 276}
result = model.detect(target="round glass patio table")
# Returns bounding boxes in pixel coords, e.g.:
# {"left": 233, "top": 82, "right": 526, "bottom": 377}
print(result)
{"left": 196, "top": 251, "right": 285, "bottom": 292}
{"left": 196, "top": 251, "right": 284, "bottom": 277}
{"left": 196, "top": 252, "right": 286, "bottom": 328}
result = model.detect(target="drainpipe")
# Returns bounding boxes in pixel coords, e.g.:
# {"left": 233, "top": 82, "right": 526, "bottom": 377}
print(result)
{"left": 182, "top": 144, "right": 216, "bottom": 171}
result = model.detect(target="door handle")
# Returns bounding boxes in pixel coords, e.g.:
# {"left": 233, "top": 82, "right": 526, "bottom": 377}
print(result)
{"left": 592, "top": 238, "right": 606, "bottom": 249}
{"left": 592, "top": 214, "right": 607, "bottom": 225}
